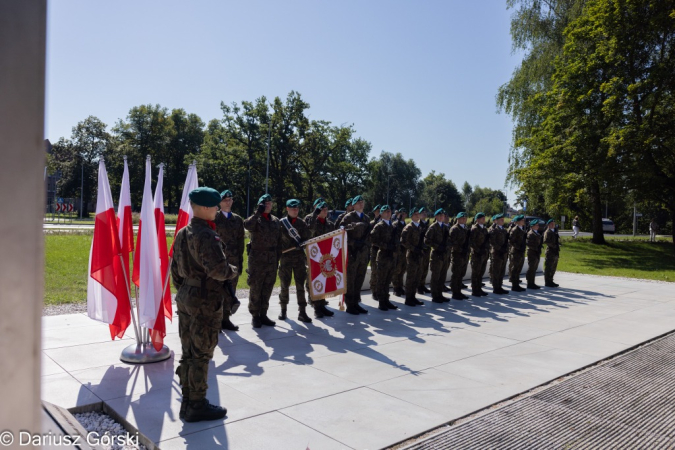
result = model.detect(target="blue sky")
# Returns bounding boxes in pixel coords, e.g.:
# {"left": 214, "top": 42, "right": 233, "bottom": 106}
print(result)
{"left": 46, "top": 0, "right": 522, "bottom": 203}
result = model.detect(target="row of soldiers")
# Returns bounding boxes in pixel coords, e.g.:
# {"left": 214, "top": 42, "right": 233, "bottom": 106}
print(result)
{"left": 169, "top": 187, "right": 561, "bottom": 422}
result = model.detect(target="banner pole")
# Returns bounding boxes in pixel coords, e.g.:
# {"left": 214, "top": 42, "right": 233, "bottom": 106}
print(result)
{"left": 118, "top": 254, "right": 141, "bottom": 345}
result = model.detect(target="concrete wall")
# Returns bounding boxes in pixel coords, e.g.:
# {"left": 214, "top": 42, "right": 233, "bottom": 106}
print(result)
{"left": 0, "top": 0, "right": 47, "bottom": 439}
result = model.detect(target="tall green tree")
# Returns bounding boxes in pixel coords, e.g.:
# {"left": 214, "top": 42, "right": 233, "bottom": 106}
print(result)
{"left": 166, "top": 109, "right": 204, "bottom": 210}
{"left": 365, "top": 151, "right": 422, "bottom": 210}
{"left": 419, "top": 171, "right": 464, "bottom": 215}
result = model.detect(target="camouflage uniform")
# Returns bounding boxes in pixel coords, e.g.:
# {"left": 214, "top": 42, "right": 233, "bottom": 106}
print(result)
{"left": 401, "top": 222, "right": 424, "bottom": 303}
{"left": 449, "top": 224, "right": 469, "bottom": 296}
{"left": 392, "top": 218, "right": 408, "bottom": 293}
{"left": 508, "top": 226, "right": 527, "bottom": 284}
{"left": 470, "top": 223, "right": 490, "bottom": 293}
{"left": 369, "top": 216, "right": 382, "bottom": 295}
{"left": 342, "top": 211, "right": 371, "bottom": 307}
{"left": 526, "top": 228, "right": 543, "bottom": 286}
{"left": 543, "top": 228, "right": 560, "bottom": 285}
{"left": 244, "top": 211, "right": 282, "bottom": 317}
{"left": 418, "top": 219, "right": 432, "bottom": 291}
{"left": 335, "top": 211, "right": 350, "bottom": 229}
{"left": 214, "top": 210, "right": 244, "bottom": 324}
{"left": 278, "top": 216, "right": 312, "bottom": 310}
{"left": 171, "top": 218, "right": 238, "bottom": 403}
{"left": 370, "top": 219, "right": 397, "bottom": 302}
{"left": 489, "top": 224, "right": 509, "bottom": 290}
{"left": 425, "top": 221, "right": 449, "bottom": 300}
{"left": 305, "top": 212, "right": 335, "bottom": 310}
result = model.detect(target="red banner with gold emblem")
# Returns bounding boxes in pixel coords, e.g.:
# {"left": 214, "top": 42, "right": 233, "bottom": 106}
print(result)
{"left": 305, "top": 229, "right": 347, "bottom": 301}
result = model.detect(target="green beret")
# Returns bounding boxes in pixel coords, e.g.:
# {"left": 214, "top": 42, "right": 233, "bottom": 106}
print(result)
{"left": 493, "top": 213, "right": 504, "bottom": 221}
{"left": 189, "top": 187, "right": 222, "bottom": 207}
{"left": 546, "top": 218, "right": 556, "bottom": 224}
{"left": 456, "top": 212, "right": 467, "bottom": 219}
{"left": 398, "top": 207, "right": 407, "bottom": 214}
{"left": 418, "top": 206, "right": 427, "bottom": 213}
{"left": 258, "top": 194, "right": 272, "bottom": 205}
{"left": 352, "top": 195, "right": 364, "bottom": 204}
{"left": 313, "top": 197, "right": 324, "bottom": 207}
{"left": 318, "top": 201, "right": 328, "bottom": 209}
{"left": 286, "top": 199, "right": 301, "bottom": 207}
{"left": 513, "top": 214, "right": 525, "bottom": 222}
{"left": 530, "top": 219, "right": 540, "bottom": 227}
{"left": 380, "top": 205, "right": 391, "bottom": 213}
{"left": 434, "top": 208, "right": 446, "bottom": 216}
{"left": 345, "top": 198, "right": 352, "bottom": 208}
{"left": 475, "top": 212, "right": 485, "bottom": 220}
{"left": 410, "top": 207, "right": 420, "bottom": 214}
{"left": 220, "top": 190, "right": 233, "bottom": 199}
{"left": 372, "top": 204, "right": 381, "bottom": 212}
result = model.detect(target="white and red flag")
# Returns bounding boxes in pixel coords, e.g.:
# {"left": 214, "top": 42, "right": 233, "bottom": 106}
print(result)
{"left": 117, "top": 157, "right": 134, "bottom": 285}
{"left": 306, "top": 229, "right": 348, "bottom": 300}
{"left": 169, "top": 164, "right": 198, "bottom": 256}
{"left": 132, "top": 156, "right": 166, "bottom": 351}
{"left": 87, "top": 159, "right": 133, "bottom": 339}
{"left": 154, "top": 163, "right": 172, "bottom": 320}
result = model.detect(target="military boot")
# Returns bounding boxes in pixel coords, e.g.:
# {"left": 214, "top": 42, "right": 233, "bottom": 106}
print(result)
{"left": 221, "top": 315, "right": 239, "bottom": 332}
{"left": 260, "top": 314, "right": 276, "bottom": 326}
{"left": 183, "top": 399, "right": 227, "bottom": 423}
{"left": 386, "top": 300, "right": 399, "bottom": 310}
{"left": 527, "top": 283, "right": 541, "bottom": 290}
{"left": 443, "top": 285, "right": 451, "bottom": 292}
{"left": 179, "top": 388, "right": 190, "bottom": 419}
{"left": 512, "top": 283, "right": 526, "bottom": 292}
{"left": 378, "top": 299, "right": 390, "bottom": 311}
{"left": 251, "top": 315, "right": 262, "bottom": 328}
{"left": 479, "top": 289, "right": 490, "bottom": 296}
{"left": 356, "top": 304, "right": 369, "bottom": 314}
{"left": 416, "top": 287, "right": 426, "bottom": 295}
{"left": 321, "top": 304, "right": 334, "bottom": 317}
{"left": 404, "top": 296, "right": 418, "bottom": 307}
{"left": 298, "top": 307, "right": 312, "bottom": 323}
{"left": 345, "top": 305, "right": 361, "bottom": 315}
{"left": 394, "top": 288, "right": 405, "bottom": 297}
{"left": 422, "top": 285, "right": 431, "bottom": 293}
{"left": 493, "top": 287, "right": 510, "bottom": 295}
{"left": 278, "top": 309, "right": 287, "bottom": 320}
{"left": 471, "top": 289, "right": 483, "bottom": 298}
{"left": 432, "top": 296, "right": 445, "bottom": 303}
{"left": 314, "top": 304, "right": 325, "bottom": 319}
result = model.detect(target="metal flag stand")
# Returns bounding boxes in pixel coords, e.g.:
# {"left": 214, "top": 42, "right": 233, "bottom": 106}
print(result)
{"left": 119, "top": 155, "right": 171, "bottom": 364}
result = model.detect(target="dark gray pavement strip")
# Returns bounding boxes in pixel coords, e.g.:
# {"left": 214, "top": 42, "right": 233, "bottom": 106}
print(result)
{"left": 395, "top": 330, "right": 675, "bottom": 450}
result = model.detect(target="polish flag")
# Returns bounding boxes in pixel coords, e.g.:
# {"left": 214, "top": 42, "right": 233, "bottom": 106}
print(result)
{"left": 87, "top": 159, "right": 132, "bottom": 339}
{"left": 134, "top": 156, "right": 165, "bottom": 351}
{"left": 169, "top": 164, "right": 199, "bottom": 256}
{"left": 117, "top": 157, "right": 134, "bottom": 286}
{"left": 154, "top": 163, "right": 172, "bottom": 321}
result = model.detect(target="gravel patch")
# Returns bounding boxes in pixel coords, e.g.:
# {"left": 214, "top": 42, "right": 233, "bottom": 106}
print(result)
{"left": 74, "top": 411, "right": 147, "bottom": 450}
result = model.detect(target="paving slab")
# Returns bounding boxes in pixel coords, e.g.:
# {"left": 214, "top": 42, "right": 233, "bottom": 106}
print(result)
{"left": 40, "top": 272, "right": 675, "bottom": 449}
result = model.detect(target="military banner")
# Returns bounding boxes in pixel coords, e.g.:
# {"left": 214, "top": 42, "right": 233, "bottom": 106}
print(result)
{"left": 306, "top": 229, "right": 347, "bottom": 301}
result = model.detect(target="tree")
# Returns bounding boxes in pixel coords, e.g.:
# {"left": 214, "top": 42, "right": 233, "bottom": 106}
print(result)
{"left": 323, "top": 126, "right": 370, "bottom": 210}
{"left": 166, "top": 109, "right": 204, "bottom": 210}
{"left": 419, "top": 171, "right": 464, "bottom": 215}
{"left": 50, "top": 116, "right": 110, "bottom": 215}
{"left": 461, "top": 181, "right": 473, "bottom": 206}
{"left": 365, "top": 151, "right": 422, "bottom": 210}
{"left": 465, "top": 185, "right": 508, "bottom": 216}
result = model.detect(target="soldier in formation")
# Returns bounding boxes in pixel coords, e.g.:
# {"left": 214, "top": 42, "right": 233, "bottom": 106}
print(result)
{"left": 417, "top": 207, "right": 432, "bottom": 295}
{"left": 526, "top": 219, "right": 543, "bottom": 289}
{"left": 341, "top": 195, "right": 371, "bottom": 314}
{"left": 369, "top": 205, "right": 399, "bottom": 311}
{"left": 305, "top": 199, "right": 336, "bottom": 318}
{"left": 400, "top": 207, "right": 426, "bottom": 307}
{"left": 171, "top": 187, "right": 238, "bottom": 423}
{"left": 369, "top": 204, "right": 382, "bottom": 298}
{"left": 449, "top": 212, "right": 470, "bottom": 300}
{"left": 391, "top": 208, "right": 408, "bottom": 297}
{"left": 469, "top": 212, "right": 490, "bottom": 297}
{"left": 543, "top": 219, "right": 560, "bottom": 287}
{"left": 508, "top": 215, "right": 527, "bottom": 292}
{"left": 489, "top": 214, "right": 510, "bottom": 295}
{"left": 425, "top": 208, "right": 450, "bottom": 303}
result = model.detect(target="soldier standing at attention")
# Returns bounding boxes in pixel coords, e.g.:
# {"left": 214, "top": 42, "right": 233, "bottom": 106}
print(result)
{"left": 449, "top": 212, "right": 470, "bottom": 300}
{"left": 244, "top": 194, "right": 282, "bottom": 328}
{"left": 305, "top": 201, "right": 336, "bottom": 318}
{"left": 171, "top": 187, "right": 238, "bottom": 422}
{"left": 401, "top": 207, "right": 426, "bottom": 307}
{"left": 392, "top": 208, "right": 408, "bottom": 297}
{"left": 370, "top": 205, "right": 399, "bottom": 311}
{"left": 425, "top": 208, "right": 450, "bottom": 303}
{"left": 417, "top": 207, "right": 432, "bottom": 295}
{"left": 469, "top": 212, "right": 490, "bottom": 297}
{"left": 489, "top": 214, "right": 510, "bottom": 295}
{"left": 334, "top": 198, "right": 354, "bottom": 229}
{"left": 215, "top": 190, "right": 245, "bottom": 331}
{"left": 278, "top": 199, "right": 313, "bottom": 323}
{"left": 342, "top": 195, "right": 371, "bottom": 314}
{"left": 508, "top": 215, "right": 527, "bottom": 292}
{"left": 369, "top": 204, "right": 382, "bottom": 299}
{"left": 543, "top": 219, "right": 561, "bottom": 287}
{"left": 526, "top": 219, "right": 543, "bottom": 289}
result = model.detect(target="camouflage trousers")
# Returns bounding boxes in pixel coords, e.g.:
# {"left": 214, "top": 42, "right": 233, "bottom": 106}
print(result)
{"left": 429, "top": 250, "right": 449, "bottom": 298}
{"left": 545, "top": 251, "right": 559, "bottom": 283}
{"left": 346, "top": 246, "right": 369, "bottom": 306}
{"left": 526, "top": 252, "right": 540, "bottom": 285}
{"left": 222, "top": 257, "right": 242, "bottom": 326}
{"left": 392, "top": 247, "right": 407, "bottom": 290}
{"left": 405, "top": 250, "right": 424, "bottom": 300}
{"left": 369, "top": 245, "right": 379, "bottom": 292}
{"left": 509, "top": 251, "right": 525, "bottom": 283}
{"left": 490, "top": 252, "right": 507, "bottom": 289}
{"left": 247, "top": 251, "right": 278, "bottom": 316}
{"left": 176, "top": 292, "right": 222, "bottom": 402}
{"left": 375, "top": 249, "right": 396, "bottom": 300}
{"left": 418, "top": 247, "right": 431, "bottom": 289}
{"left": 279, "top": 250, "right": 307, "bottom": 309}
{"left": 450, "top": 252, "right": 467, "bottom": 293}
{"left": 470, "top": 252, "right": 488, "bottom": 291}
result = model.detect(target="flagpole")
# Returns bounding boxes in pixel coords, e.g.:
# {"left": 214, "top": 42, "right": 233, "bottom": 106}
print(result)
{"left": 161, "top": 257, "right": 172, "bottom": 310}
{"left": 131, "top": 249, "right": 143, "bottom": 341}
{"left": 119, "top": 254, "right": 142, "bottom": 345}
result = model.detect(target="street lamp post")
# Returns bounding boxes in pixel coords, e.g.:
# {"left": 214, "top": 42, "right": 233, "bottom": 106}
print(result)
{"left": 79, "top": 159, "right": 83, "bottom": 219}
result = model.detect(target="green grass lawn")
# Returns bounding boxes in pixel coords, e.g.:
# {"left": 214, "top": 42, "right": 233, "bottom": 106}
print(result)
{"left": 558, "top": 238, "right": 675, "bottom": 282}
{"left": 44, "top": 232, "right": 267, "bottom": 305}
